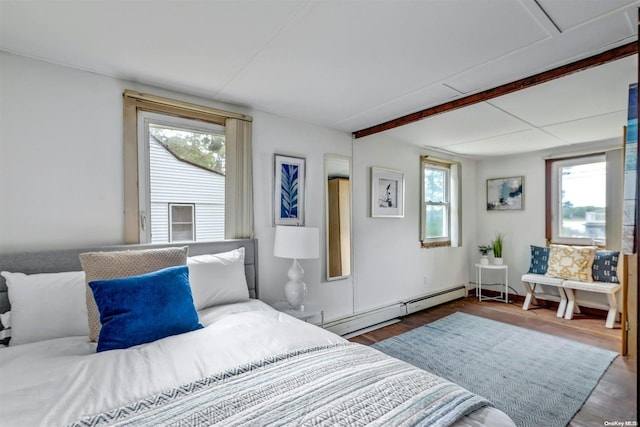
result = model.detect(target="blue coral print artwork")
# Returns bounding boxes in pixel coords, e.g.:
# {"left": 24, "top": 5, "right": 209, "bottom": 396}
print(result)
{"left": 280, "top": 163, "right": 299, "bottom": 219}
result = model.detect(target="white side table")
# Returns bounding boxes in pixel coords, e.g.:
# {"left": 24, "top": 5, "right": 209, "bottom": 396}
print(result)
{"left": 475, "top": 264, "right": 509, "bottom": 303}
{"left": 271, "top": 301, "right": 324, "bottom": 328}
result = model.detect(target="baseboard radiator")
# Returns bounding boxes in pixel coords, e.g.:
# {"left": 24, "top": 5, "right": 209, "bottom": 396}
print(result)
{"left": 325, "top": 285, "right": 467, "bottom": 337}
{"left": 405, "top": 285, "right": 467, "bottom": 315}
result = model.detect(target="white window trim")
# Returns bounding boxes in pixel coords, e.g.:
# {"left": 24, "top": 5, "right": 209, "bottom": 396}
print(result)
{"left": 422, "top": 163, "right": 450, "bottom": 243}
{"left": 549, "top": 154, "right": 606, "bottom": 246}
{"left": 169, "top": 203, "right": 195, "bottom": 242}
{"left": 136, "top": 111, "right": 224, "bottom": 243}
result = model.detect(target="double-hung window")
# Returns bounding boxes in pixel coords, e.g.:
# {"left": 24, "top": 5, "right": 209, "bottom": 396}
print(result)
{"left": 421, "top": 157, "right": 461, "bottom": 248}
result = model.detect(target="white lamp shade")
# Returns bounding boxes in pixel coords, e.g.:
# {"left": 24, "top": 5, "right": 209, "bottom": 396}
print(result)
{"left": 273, "top": 226, "right": 319, "bottom": 259}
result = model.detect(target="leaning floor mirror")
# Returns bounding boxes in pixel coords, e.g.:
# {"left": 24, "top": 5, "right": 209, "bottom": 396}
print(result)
{"left": 325, "top": 154, "right": 352, "bottom": 281}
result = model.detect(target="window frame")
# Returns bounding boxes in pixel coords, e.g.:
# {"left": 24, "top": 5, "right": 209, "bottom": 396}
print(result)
{"left": 123, "top": 89, "right": 252, "bottom": 244}
{"left": 421, "top": 158, "right": 452, "bottom": 248}
{"left": 546, "top": 153, "right": 607, "bottom": 246}
{"left": 168, "top": 203, "right": 196, "bottom": 242}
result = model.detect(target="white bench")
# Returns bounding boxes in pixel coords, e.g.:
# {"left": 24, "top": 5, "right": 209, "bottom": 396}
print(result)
{"left": 562, "top": 280, "right": 621, "bottom": 329}
{"left": 521, "top": 273, "right": 621, "bottom": 328}
{"left": 521, "top": 274, "right": 567, "bottom": 317}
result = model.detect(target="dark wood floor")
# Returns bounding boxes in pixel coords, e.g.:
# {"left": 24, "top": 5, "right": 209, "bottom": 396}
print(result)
{"left": 349, "top": 296, "right": 637, "bottom": 427}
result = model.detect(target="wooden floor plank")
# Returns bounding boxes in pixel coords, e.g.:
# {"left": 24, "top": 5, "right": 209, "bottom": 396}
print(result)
{"left": 348, "top": 296, "right": 637, "bottom": 426}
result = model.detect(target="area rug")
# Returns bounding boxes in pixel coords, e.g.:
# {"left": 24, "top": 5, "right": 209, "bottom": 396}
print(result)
{"left": 372, "top": 312, "right": 618, "bottom": 427}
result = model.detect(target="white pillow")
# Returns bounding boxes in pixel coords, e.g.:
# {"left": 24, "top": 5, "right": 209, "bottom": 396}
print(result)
{"left": 1, "top": 271, "right": 89, "bottom": 346}
{"left": 187, "top": 248, "right": 249, "bottom": 310}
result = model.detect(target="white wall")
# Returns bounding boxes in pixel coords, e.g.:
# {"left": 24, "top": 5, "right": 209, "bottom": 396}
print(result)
{"left": 352, "top": 134, "right": 477, "bottom": 313}
{"left": 474, "top": 153, "right": 546, "bottom": 295}
{"left": 1, "top": 52, "right": 125, "bottom": 249}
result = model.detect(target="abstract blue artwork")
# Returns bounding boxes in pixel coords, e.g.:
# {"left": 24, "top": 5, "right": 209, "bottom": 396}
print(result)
{"left": 274, "top": 154, "right": 306, "bottom": 225}
{"left": 486, "top": 176, "right": 523, "bottom": 211}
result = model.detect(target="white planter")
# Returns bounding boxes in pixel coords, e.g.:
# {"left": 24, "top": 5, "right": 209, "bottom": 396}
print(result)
{"left": 494, "top": 257, "right": 503, "bottom": 265}
{"left": 480, "top": 256, "right": 489, "bottom": 265}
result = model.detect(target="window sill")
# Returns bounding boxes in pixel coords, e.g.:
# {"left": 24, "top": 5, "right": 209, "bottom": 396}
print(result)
{"left": 421, "top": 240, "right": 451, "bottom": 249}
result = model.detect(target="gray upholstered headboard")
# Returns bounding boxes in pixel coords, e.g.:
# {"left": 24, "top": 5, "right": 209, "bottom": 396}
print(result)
{"left": 0, "top": 239, "right": 259, "bottom": 316}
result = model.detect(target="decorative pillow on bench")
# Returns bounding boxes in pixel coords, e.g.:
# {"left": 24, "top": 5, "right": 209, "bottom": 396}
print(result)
{"left": 528, "top": 244, "right": 619, "bottom": 283}
{"left": 545, "top": 244, "right": 596, "bottom": 282}
{"left": 591, "top": 250, "right": 619, "bottom": 283}
{"left": 527, "top": 245, "right": 550, "bottom": 275}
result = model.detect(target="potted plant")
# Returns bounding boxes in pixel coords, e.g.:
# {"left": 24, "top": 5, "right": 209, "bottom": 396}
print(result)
{"left": 491, "top": 233, "right": 504, "bottom": 264}
{"left": 478, "top": 245, "right": 492, "bottom": 265}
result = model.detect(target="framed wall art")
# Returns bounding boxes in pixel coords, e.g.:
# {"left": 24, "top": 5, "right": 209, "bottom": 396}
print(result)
{"left": 371, "top": 167, "right": 404, "bottom": 217}
{"left": 274, "top": 154, "right": 306, "bottom": 225}
{"left": 487, "top": 176, "right": 524, "bottom": 211}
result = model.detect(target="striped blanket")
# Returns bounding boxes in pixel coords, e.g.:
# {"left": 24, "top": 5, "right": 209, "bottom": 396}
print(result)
{"left": 70, "top": 343, "right": 491, "bottom": 427}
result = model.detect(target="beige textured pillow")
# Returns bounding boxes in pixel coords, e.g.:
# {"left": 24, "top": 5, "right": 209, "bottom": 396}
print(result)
{"left": 545, "top": 245, "right": 596, "bottom": 282}
{"left": 79, "top": 246, "right": 188, "bottom": 342}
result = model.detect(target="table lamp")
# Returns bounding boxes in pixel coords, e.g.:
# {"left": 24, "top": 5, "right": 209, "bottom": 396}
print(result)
{"left": 273, "top": 225, "right": 319, "bottom": 310}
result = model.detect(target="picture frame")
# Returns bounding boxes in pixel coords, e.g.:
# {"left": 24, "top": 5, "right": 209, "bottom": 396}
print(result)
{"left": 274, "top": 154, "right": 306, "bottom": 226}
{"left": 371, "top": 167, "right": 405, "bottom": 217}
{"left": 486, "top": 176, "right": 524, "bottom": 211}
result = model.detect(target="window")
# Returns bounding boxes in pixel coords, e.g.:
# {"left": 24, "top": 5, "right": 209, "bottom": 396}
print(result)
{"left": 547, "top": 152, "right": 622, "bottom": 246}
{"left": 169, "top": 204, "right": 195, "bottom": 242}
{"left": 123, "top": 90, "right": 253, "bottom": 244}
{"left": 139, "top": 111, "right": 225, "bottom": 243}
{"left": 421, "top": 157, "right": 461, "bottom": 248}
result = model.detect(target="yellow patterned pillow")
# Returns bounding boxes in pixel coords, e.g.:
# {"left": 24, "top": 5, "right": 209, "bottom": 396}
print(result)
{"left": 545, "top": 245, "right": 596, "bottom": 282}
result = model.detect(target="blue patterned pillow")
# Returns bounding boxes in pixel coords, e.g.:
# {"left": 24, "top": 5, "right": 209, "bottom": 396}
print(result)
{"left": 527, "top": 245, "right": 550, "bottom": 274}
{"left": 591, "top": 251, "right": 619, "bottom": 283}
{"left": 89, "top": 265, "right": 203, "bottom": 352}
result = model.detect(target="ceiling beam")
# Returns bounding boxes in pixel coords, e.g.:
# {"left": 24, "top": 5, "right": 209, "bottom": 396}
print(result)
{"left": 353, "top": 41, "right": 638, "bottom": 139}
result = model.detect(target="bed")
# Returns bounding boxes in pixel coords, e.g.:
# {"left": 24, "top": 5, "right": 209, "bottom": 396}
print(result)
{"left": 0, "top": 239, "right": 515, "bottom": 427}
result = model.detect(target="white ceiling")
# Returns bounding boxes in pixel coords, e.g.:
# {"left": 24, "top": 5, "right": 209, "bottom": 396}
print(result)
{"left": 0, "top": 0, "right": 638, "bottom": 157}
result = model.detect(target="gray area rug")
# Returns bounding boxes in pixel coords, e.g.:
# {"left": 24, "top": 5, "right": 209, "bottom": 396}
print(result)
{"left": 372, "top": 312, "right": 618, "bottom": 427}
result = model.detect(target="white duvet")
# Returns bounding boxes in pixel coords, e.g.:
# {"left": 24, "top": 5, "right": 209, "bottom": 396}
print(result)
{"left": 0, "top": 300, "right": 514, "bottom": 427}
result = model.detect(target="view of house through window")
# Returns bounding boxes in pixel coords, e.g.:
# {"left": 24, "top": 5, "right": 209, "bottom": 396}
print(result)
{"left": 149, "top": 125, "right": 226, "bottom": 175}
{"left": 139, "top": 112, "right": 226, "bottom": 243}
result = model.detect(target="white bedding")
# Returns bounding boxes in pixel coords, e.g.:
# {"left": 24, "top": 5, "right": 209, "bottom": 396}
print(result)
{"left": 0, "top": 300, "right": 514, "bottom": 427}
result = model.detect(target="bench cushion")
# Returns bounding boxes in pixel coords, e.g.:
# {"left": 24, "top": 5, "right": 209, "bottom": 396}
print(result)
{"left": 562, "top": 280, "right": 621, "bottom": 294}
{"left": 521, "top": 274, "right": 564, "bottom": 287}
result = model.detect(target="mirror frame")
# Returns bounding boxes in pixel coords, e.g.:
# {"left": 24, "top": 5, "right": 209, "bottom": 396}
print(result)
{"left": 324, "top": 154, "right": 352, "bottom": 281}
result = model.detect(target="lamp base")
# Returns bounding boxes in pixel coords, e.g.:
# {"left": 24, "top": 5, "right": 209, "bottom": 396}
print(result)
{"left": 284, "top": 280, "right": 307, "bottom": 310}
{"left": 284, "top": 258, "right": 307, "bottom": 310}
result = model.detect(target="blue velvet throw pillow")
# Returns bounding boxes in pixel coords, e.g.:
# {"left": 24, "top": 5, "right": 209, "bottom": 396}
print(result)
{"left": 89, "top": 265, "right": 203, "bottom": 352}
{"left": 527, "top": 245, "right": 550, "bottom": 274}
{"left": 591, "top": 250, "right": 619, "bottom": 283}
